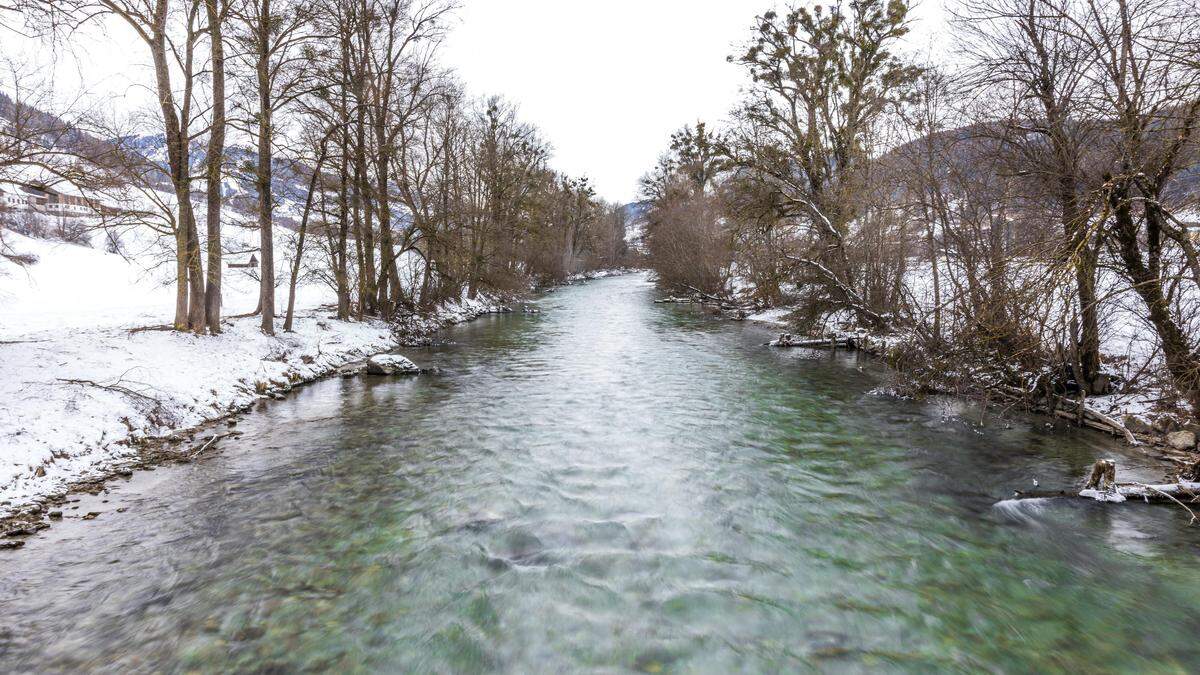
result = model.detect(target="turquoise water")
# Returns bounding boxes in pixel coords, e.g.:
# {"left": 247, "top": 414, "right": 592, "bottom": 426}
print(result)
{"left": 2, "top": 273, "right": 1199, "bottom": 672}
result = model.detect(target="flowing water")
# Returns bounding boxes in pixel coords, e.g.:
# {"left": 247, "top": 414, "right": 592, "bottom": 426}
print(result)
{"left": 3, "top": 273, "right": 1200, "bottom": 673}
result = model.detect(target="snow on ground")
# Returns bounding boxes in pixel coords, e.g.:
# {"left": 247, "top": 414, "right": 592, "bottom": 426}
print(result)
{"left": 730, "top": 257, "right": 1199, "bottom": 438}
{"left": 565, "top": 268, "right": 635, "bottom": 283}
{"left": 745, "top": 307, "right": 792, "bottom": 326}
{"left": 0, "top": 222, "right": 503, "bottom": 515}
{"left": 0, "top": 311, "right": 396, "bottom": 511}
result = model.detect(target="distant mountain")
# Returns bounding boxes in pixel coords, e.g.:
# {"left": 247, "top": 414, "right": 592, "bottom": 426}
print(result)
{"left": 120, "top": 134, "right": 316, "bottom": 227}
{"left": 621, "top": 201, "right": 649, "bottom": 252}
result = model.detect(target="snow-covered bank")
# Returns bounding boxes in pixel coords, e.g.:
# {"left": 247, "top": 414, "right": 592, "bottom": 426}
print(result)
{"left": 0, "top": 312, "right": 396, "bottom": 513}
{"left": 563, "top": 267, "right": 640, "bottom": 284}
{"left": 0, "top": 227, "right": 511, "bottom": 518}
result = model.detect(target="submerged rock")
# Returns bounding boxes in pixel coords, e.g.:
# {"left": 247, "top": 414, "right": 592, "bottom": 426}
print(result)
{"left": 365, "top": 354, "right": 419, "bottom": 376}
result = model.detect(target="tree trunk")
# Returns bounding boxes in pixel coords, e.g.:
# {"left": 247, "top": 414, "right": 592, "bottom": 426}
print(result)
{"left": 375, "top": 140, "right": 396, "bottom": 317}
{"left": 256, "top": 1, "right": 275, "bottom": 336}
{"left": 204, "top": 0, "right": 225, "bottom": 334}
{"left": 147, "top": 0, "right": 201, "bottom": 332}
{"left": 1110, "top": 183, "right": 1200, "bottom": 417}
{"left": 1061, "top": 175, "right": 1103, "bottom": 393}
{"left": 284, "top": 142, "right": 328, "bottom": 332}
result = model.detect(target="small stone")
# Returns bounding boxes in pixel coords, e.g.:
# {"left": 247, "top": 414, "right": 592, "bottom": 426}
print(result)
{"left": 48, "top": 511, "right": 62, "bottom": 519}
{"left": 82, "top": 511, "right": 100, "bottom": 520}
{"left": 1166, "top": 430, "right": 1197, "bottom": 451}
{"left": 0, "top": 540, "right": 25, "bottom": 550}
{"left": 33, "top": 466, "right": 46, "bottom": 477}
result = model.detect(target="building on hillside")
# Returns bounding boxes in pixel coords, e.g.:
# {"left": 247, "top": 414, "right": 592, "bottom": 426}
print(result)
{"left": 228, "top": 254, "right": 258, "bottom": 269}
{"left": 16, "top": 184, "right": 97, "bottom": 217}
{"left": 0, "top": 184, "right": 29, "bottom": 208}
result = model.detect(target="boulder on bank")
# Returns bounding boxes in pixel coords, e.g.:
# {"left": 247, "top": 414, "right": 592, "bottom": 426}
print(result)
{"left": 1166, "top": 430, "right": 1197, "bottom": 451}
{"left": 365, "top": 354, "right": 419, "bottom": 376}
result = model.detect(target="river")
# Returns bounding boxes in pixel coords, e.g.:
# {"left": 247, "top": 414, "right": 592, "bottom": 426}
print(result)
{"left": 2, "top": 272, "right": 1200, "bottom": 672}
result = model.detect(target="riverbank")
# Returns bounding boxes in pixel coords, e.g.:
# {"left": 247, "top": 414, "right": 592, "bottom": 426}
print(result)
{"left": 663, "top": 290, "right": 1200, "bottom": 475}
{"left": 0, "top": 294, "right": 514, "bottom": 534}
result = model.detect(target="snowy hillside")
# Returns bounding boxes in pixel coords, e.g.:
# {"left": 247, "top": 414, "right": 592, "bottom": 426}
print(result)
{"left": 622, "top": 200, "right": 649, "bottom": 252}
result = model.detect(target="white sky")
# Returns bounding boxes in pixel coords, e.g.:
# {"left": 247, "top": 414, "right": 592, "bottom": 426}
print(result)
{"left": 2, "top": 0, "right": 950, "bottom": 203}
{"left": 442, "top": 0, "right": 950, "bottom": 203}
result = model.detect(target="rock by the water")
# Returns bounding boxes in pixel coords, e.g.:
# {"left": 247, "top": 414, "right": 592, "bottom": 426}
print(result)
{"left": 1123, "top": 414, "right": 1155, "bottom": 436}
{"left": 1155, "top": 416, "right": 1182, "bottom": 434}
{"left": 365, "top": 354, "right": 419, "bottom": 376}
{"left": 1166, "top": 430, "right": 1197, "bottom": 451}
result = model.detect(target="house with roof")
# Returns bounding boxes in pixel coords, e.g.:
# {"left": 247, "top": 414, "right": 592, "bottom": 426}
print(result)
{"left": 0, "top": 184, "right": 28, "bottom": 208}
{"left": 15, "top": 183, "right": 97, "bottom": 217}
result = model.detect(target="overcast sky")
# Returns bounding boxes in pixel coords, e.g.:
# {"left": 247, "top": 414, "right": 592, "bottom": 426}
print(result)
{"left": 3, "top": 0, "right": 950, "bottom": 204}
{"left": 441, "top": 0, "right": 950, "bottom": 203}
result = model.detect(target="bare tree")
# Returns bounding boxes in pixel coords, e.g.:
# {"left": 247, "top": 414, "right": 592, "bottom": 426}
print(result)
{"left": 723, "top": 1, "right": 921, "bottom": 329}
{"left": 229, "top": 0, "right": 313, "bottom": 334}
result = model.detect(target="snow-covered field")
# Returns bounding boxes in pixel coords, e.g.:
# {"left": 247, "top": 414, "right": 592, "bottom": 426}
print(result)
{"left": 0, "top": 222, "right": 502, "bottom": 515}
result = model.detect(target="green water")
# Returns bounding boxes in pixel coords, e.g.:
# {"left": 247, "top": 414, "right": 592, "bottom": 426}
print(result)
{"left": 2, "top": 273, "right": 1200, "bottom": 673}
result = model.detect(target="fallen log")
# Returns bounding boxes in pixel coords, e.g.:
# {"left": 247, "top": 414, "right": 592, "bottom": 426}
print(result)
{"left": 767, "top": 333, "right": 856, "bottom": 349}
{"left": 680, "top": 284, "right": 729, "bottom": 305}
{"left": 1007, "top": 460, "right": 1200, "bottom": 518}
{"left": 992, "top": 384, "right": 1139, "bottom": 445}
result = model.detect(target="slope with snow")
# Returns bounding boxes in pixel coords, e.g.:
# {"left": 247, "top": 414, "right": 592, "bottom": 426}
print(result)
{"left": 0, "top": 215, "right": 504, "bottom": 515}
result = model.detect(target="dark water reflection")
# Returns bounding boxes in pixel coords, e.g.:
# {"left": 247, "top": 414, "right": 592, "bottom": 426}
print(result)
{"left": 3, "top": 273, "right": 1200, "bottom": 672}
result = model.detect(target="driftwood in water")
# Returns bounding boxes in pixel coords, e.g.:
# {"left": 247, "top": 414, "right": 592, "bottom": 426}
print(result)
{"left": 1010, "top": 460, "right": 1200, "bottom": 518}
{"left": 992, "top": 384, "right": 1139, "bottom": 445}
{"left": 680, "top": 284, "right": 729, "bottom": 305}
{"left": 768, "top": 333, "right": 856, "bottom": 349}
{"left": 1051, "top": 405, "right": 1139, "bottom": 445}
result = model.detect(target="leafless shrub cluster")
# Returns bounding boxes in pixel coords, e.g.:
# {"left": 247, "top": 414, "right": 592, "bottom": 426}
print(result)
{"left": 641, "top": 0, "right": 1200, "bottom": 419}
